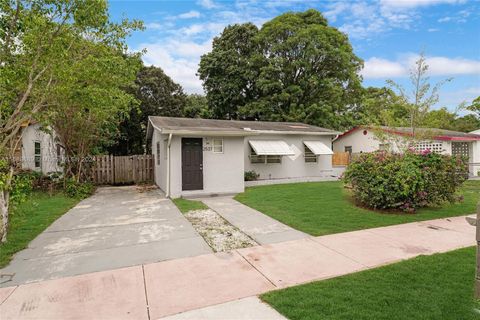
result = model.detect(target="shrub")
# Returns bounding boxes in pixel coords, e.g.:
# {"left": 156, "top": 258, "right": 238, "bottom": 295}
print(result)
{"left": 10, "top": 171, "right": 37, "bottom": 205}
{"left": 343, "top": 150, "right": 468, "bottom": 213}
{"left": 64, "top": 179, "right": 95, "bottom": 199}
{"left": 244, "top": 170, "right": 260, "bottom": 181}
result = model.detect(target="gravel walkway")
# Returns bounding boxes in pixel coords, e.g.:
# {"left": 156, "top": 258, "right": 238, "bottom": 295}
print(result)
{"left": 183, "top": 209, "right": 257, "bottom": 252}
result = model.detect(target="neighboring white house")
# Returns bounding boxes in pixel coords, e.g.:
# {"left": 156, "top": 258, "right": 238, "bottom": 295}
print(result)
{"left": 333, "top": 126, "right": 480, "bottom": 177}
{"left": 20, "top": 123, "right": 63, "bottom": 174}
{"left": 146, "top": 116, "right": 341, "bottom": 198}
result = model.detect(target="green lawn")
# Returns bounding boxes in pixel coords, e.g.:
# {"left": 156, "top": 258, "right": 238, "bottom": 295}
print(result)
{"left": 172, "top": 198, "right": 208, "bottom": 213}
{"left": 0, "top": 192, "right": 79, "bottom": 268}
{"left": 262, "top": 247, "right": 480, "bottom": 320}
{"left": 235, "top": 180, "right": 480, "bottom": 236}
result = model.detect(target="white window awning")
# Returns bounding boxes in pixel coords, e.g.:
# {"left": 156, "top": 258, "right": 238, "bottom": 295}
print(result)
{"left": 304, "top": 141, "right": 333, "bottom": 155}
{"left": 249, "top": 140, "right": 294, "bottom": 156}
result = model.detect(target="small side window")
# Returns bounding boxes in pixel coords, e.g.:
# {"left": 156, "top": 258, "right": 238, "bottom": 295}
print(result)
{"left": 156, "top": 141, "right": 161, "bottom": 165}
{"left": 345, "top": 146, "right": 352, "bottom": 154}
{"left": 213, "top": 138, "right": 223, "bottom": 153}
{"left": 56, "top": 144, "right": 62, "bottom": 166}
{"left": 34, "top": 141, "right": 41, "bottom": 168}
{"left": 164, "top": 139, "right": 168, "bottom": 159}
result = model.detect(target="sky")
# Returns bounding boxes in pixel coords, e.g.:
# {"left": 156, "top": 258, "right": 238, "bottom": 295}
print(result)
{"left": 108, "top": 0, "right": 480, "bottom": 112}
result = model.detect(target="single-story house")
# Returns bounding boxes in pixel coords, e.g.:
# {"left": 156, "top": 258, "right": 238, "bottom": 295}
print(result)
{"left": 146, "top": 116, "right": 341, "bottom": 198}
{"left": 18, "top": 123, "right": 63, "bottom": 174}
{"left": 333, "top": 126, "right": 480, "bottom": 176}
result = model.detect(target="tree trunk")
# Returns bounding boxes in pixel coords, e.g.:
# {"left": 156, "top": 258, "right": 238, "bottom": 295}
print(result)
{"left": 0, "top": 167, "right": 13, "bottom": 243}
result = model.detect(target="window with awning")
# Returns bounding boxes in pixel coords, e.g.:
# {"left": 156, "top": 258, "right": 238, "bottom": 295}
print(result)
{"left": 303, "top": 141, "right": 334, "bottom": 155}
{"left": 248, "top": 140, "right": 294, "bottom": 164}
{"left": 303, "top": 141, "right": 333, "bottom": 163}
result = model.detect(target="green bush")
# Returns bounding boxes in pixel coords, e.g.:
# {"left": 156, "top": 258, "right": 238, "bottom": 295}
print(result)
{"left": 343, "top": 150, "right": 468, "bottom": 213}
{"left": 244, "top": 170, "right": 260, "bottom": 181}
{"left": 64, "top": 179, "right": 95, "bottom": 199}
{"left": 10, "top": 171, "right": 37, "bottom": 205}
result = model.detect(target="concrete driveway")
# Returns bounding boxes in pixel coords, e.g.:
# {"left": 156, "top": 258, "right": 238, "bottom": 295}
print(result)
{"left": 0, "top": 186, "right": 212, "bottom": 287}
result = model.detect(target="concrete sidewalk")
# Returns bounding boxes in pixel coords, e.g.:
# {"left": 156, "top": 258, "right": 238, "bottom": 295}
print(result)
{"left": 0, "top": 215, "right": 474, "bottom": 320}
{"left": 201, "top": 196, "right": 308, "bottom": 244}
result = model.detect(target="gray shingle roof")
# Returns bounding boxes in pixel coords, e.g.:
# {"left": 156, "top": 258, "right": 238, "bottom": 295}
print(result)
{"left": 384, "top": 126, "right": 480, "bottom": 139}
{"left": 148, "top": 116, "right": 339, "bottom": 134}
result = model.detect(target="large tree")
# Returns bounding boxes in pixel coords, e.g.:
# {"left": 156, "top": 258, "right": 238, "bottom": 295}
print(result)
{"left": 198, "top": 23, "right": 261, "bottom": 119}
{"left": 107, "top": 66, "right": 187, "bottom": 155}
{"left": 466, "top": 96, "right": 480, "bottom": 118}
{"left": 46, "top": 37, "right": 142, "bottom": 181}
{"left": 353, "top": 87, "right": 409, "bottom": 126}
{"left": 0, "top": 0, "right": 141, "bottom": 242}
{"left": 387, "top": 52, "right": 451, "bottom": 135}
{"left": 198, "top": 9, "right": 363, "bottom": 129}
{"left": 183, "top": 94, "right": 211, "bottom": 119}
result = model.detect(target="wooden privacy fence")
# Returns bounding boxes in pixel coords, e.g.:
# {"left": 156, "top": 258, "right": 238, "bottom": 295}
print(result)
{"left": 91, "top": 155, "right": 154, "bottom": 185}
{"left": 332, "top": 152, "right": 350, "bottom": 166}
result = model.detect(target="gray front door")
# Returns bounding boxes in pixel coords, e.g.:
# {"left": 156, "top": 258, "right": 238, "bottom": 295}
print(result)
{"left": 182, "top": 138, "right": 203, "bottom": 191}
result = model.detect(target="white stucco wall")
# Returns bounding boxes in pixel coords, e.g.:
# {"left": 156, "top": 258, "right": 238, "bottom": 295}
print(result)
{"left": 152, "top": 130, "right": 168, "bottom": 192}
{"left": 333, "top": 129, "right": 381, "bottom": 154}
{"left": 152, "top": 133, "right": 245, "bottom": 198}
{"left": 244, "top": 134, "right": 337, "bottom": 180}
{"left": 21, "top": 124, "right": 62, "bottom": 173}
{"left": 333, "top": 128, "right": 479, "bottom": 176}
{"left": 471, "top": 141, "right": 480, "bottom": 176}
{"left": 333, "top": 128, "right": 453, "bottom": 155}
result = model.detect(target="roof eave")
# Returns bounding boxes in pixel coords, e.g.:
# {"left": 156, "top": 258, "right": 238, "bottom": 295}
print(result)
{"left": 160, "top": 129, "right": 258, "bottom": 136}
{"left": 245, "top": 129, "right": 340, "bottom": 136}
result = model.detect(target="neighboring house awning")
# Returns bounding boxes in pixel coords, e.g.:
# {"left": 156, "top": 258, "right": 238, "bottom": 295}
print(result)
{"left": 304, "top": 141, "right": 334, "bottom": 155}
{"left": 249, "top": 140, "right": 294, "bottom": 155}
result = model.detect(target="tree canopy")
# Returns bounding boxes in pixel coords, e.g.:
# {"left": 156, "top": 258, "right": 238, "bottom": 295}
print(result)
{"left": 198, "top": 9, "right": 363, "bottom": 129}
{"left": 107, "top": 66, "right": 187, "bottom": 155}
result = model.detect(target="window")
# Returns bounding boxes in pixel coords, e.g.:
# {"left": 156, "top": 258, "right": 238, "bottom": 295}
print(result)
{"left": 156, "top": 141, "right": 161, "bottom": 165}
{"left": 164, "top": 139, "right": 168, "bottom": 159}
{"left": 249, "top": 147, "right": 281, "bottom": 164}
{"left": 345, "top": 146, "right": 352, "bottom": 154}
{"left": 34, "top": 141, "right": 41, "bottom": 168}
{"left": 304, "top": 145, "right": 317, "bottom": 163}
{"left": 213, "top": 138, "right": 223, "bottom": 153}
{"left": 56, "top": 144, "right": 63, "bottom": 166}
{"left": 266, "top": 155, "right": 281, "bottom": 163}
{"left": 250, "top": 147, "right": 266, "bottom": 163}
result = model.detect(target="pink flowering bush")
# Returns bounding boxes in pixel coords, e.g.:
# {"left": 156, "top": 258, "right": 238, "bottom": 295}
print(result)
{"left": 344, "top": 150, "right": 468, "bottom": 213}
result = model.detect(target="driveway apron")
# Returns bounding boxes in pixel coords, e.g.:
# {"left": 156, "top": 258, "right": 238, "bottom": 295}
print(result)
{"left": 0, "top": 186, "right": 212, "bottom": 287}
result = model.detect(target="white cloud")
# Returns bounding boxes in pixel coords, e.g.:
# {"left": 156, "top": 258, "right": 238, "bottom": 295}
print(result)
{"left": 438, "top": 16, "right": 452, "bottom": 22}
{"left": 379, "top": 0, "right": 464, "bottom": 9}
{"left": 139, "top": 42, "right": 207, "bottom": 94}
{"left": 197, "top": 0, "right": 218, "bottom": 9}
{"left": 361, "top": 57, "right": 406, "bottom": 78}
{"left": 326, "top": 0, "right": 466, "bottom": 39}
{"left": 136, "top": 37, "right": 212, "bottom": 94}
{"left": 178, "top": 10, "right": 201, "bottom": 19}
{"left": 362, "top": 54, "right": 480, "bottom": 79}
{"left": 406, "top": 55, "right": 480, "bottom": 76}
{"left": 428, "top": 28, "right": 439, "bottom": 32}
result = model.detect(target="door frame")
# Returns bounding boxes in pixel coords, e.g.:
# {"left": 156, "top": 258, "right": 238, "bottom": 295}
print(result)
{"left": 181, "top": 137, "right": 204, "bottom": 191}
